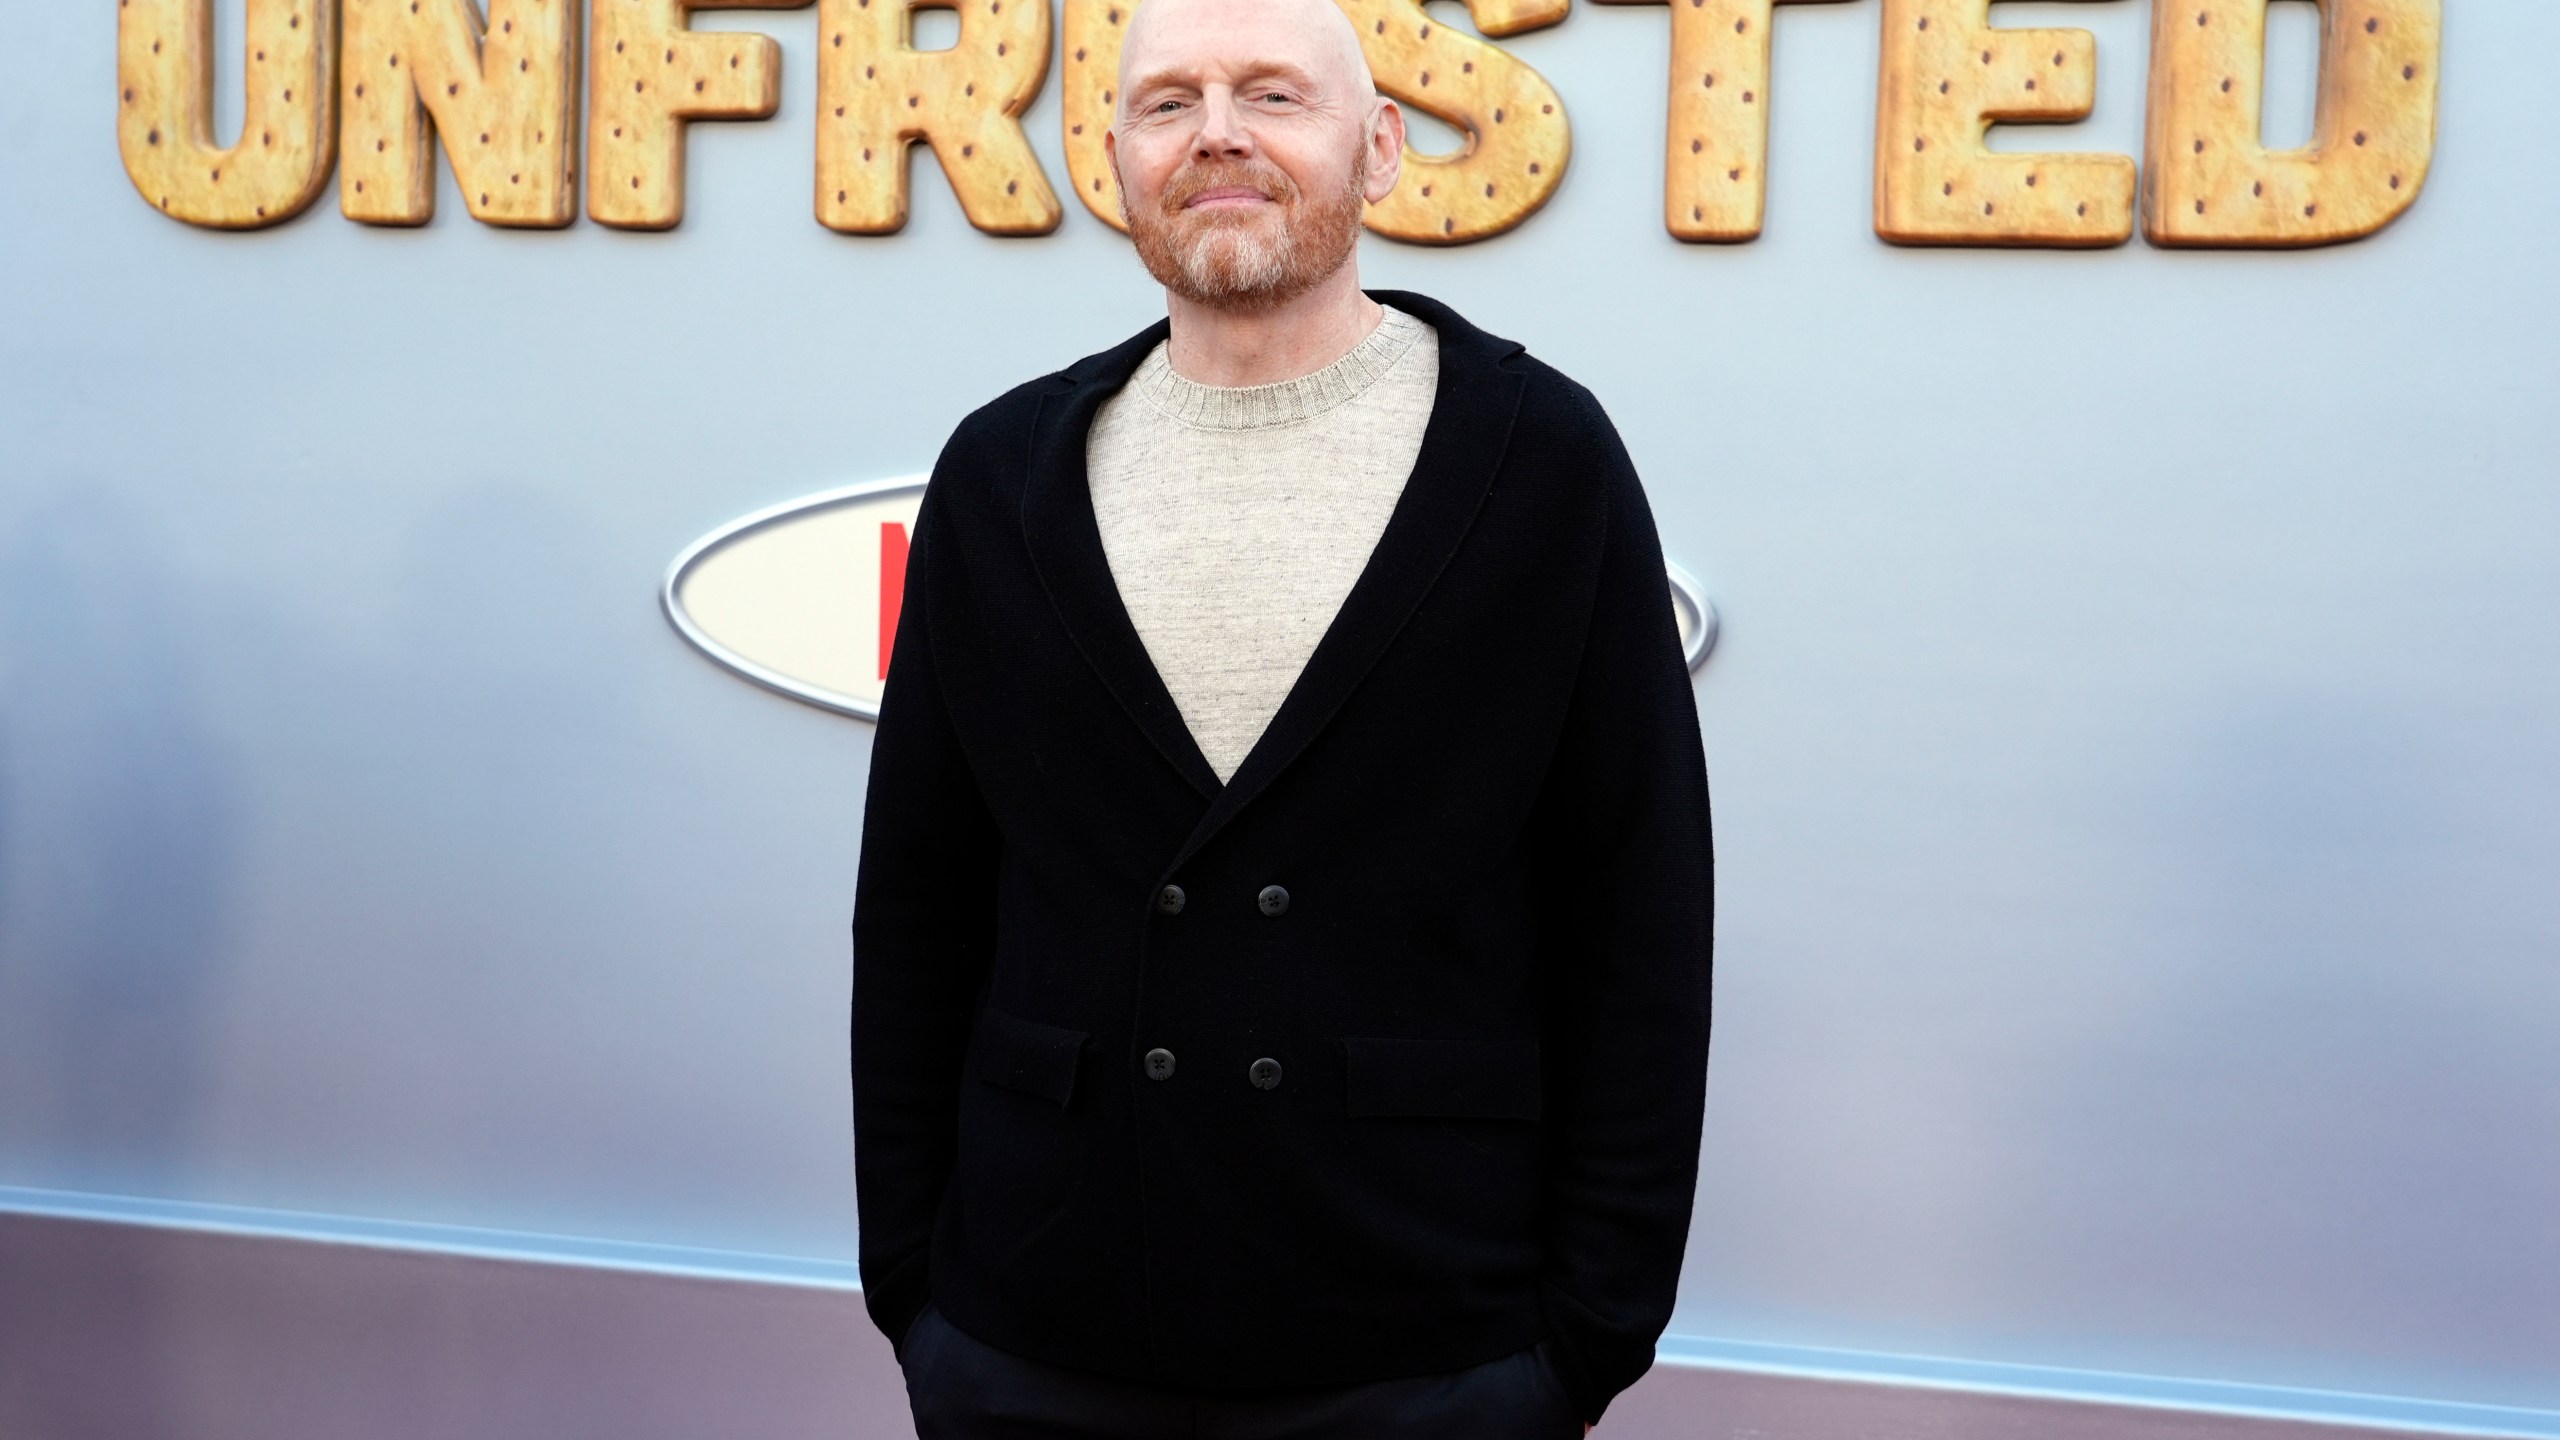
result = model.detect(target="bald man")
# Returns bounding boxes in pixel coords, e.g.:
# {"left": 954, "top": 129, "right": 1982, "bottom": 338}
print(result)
{"left": 850, "top": 0, "right": 1714, "bottom": 1434}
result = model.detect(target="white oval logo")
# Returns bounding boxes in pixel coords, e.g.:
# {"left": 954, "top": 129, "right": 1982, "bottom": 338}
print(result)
{"left": 663, "top": 478, "right": 1718, "bottom": 721}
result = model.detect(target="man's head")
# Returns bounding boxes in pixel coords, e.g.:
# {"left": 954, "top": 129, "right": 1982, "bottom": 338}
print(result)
{"left": 1105, "top": 0, "right": 1405, "bottom": 312}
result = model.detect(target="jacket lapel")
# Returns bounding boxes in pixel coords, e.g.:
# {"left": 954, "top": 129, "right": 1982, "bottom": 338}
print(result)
{"left": 1171, "top": 289, "right": 1527, "bottom": 868}
{"left": 1017, "top": 288, "right": 1530, "bottom": 857}
{"left": 1020, "top": 314, "right": 1228, "bottom": 800}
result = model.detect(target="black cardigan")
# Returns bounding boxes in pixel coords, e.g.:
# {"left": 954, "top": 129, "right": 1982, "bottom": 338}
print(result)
{"left": 852, "top": 288, "right": 1713, "bottom": 1425}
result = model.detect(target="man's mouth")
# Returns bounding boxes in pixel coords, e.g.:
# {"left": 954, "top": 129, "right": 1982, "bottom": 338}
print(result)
{"left": 1183, "top": 185, "right": 1274, "bottom": 210}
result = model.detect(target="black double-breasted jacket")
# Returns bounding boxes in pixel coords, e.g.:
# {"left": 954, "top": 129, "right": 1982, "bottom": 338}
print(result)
{"left": 851, "top": 288, "right": 1713, "bottom": 1425}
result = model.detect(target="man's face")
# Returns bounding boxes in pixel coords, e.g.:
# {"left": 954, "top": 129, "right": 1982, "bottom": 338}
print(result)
{"left": 1106, "top": 0, "right": 1404, "bottom": 311}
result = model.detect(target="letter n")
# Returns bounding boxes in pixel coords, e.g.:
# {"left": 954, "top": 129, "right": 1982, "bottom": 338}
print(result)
{"left": 341, "top": 0, "right": 581, "bottom": 226}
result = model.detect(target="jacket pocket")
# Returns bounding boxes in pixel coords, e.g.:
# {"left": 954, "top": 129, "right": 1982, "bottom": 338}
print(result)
{"left": 966, "top": 1006, "right": 1088, "bottom": 1108}
{"left": 1342, "top": 1036, "right": 1542, "bottom": 1121}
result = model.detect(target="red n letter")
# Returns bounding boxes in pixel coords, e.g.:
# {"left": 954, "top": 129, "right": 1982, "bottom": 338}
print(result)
{"left": 878, "top": 522, "right": 910, "bottom": 681}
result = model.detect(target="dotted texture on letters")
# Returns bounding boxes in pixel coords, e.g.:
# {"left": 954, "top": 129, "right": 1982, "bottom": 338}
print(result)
{"left": 1588, "top": 0, "right": 1852, "bottom": 244}
{"left": 2142, "top": 0, "right": 2439, "bottom": 248}
{"left": 343, "top": 0, "right": 580, "bottom": 227}
{"left": 588, "top": 0, "right": 805, "bottom": 231}
{"left": 1873, "top": 0, "right": 2135, "bottom": 248}
{"left": 118, "top": 0, "right": 336, "bottom": 229}
{"left": 818, "top": 0, "right": 1061, "bottom": 235}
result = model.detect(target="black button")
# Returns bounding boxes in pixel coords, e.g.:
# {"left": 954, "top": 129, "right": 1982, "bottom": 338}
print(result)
{"left": 1144, "top": 1047, "right": 1176, "bottom": 1081}
{"left": 1156, "top": 884, "right": 1186, "bottom": 915}
{"left": 1257, "top": 884, "right": 1290, "bottom": 916}
{"left": 1248, "top": 1057, "right": 1283, "bottom": 1090}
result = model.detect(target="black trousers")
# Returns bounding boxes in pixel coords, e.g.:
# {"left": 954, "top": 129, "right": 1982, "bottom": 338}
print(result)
{"left": 900, "top": 1304, "right": 1585, "bottom": 1440}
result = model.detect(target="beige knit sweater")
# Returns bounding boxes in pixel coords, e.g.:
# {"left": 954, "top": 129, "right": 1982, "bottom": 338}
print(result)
{"left": 1087, "top": 304, "right": 1440, "bottom": 783}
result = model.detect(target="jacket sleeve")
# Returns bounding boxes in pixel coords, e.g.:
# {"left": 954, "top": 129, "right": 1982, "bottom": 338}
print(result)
{"left": 1529, "top": 394, "right": 1716, "bottom": 1425}
{"left": 851, "top": 473, "right": 1002, "bottom": 1358}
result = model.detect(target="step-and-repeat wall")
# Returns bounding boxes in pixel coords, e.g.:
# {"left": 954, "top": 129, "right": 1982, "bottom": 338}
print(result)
{"left": 3, "top": 0, "right": 2553, "bottom": 1415}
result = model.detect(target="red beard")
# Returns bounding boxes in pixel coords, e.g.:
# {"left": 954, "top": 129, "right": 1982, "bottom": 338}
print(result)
{"left": 1126, "top": 146, "right": 1369, "bottom": 311}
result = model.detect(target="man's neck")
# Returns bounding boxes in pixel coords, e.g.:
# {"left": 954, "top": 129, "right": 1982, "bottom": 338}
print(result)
{"left": 1162, "top": 265, "right": 1385, "bottom": 388}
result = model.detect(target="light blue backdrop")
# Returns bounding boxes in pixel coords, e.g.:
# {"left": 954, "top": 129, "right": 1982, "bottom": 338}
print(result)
{"left": 3, "top": 0, "right": 2554, "bottom": 1415}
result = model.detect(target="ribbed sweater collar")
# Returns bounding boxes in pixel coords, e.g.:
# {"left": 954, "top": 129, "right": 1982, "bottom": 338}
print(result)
{"left": 1125, "top": 304, "right": 1427, "bottom": 432}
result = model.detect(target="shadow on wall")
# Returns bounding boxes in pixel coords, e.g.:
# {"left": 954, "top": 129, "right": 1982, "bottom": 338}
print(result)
{"left": 0, "top": 487, "right": 244, "bottom": 1435}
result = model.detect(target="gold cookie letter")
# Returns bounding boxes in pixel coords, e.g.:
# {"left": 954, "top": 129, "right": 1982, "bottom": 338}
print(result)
{"left": 341, "top": 0, "right": 580, "bottom": 227}
{"left": 1341, "top": 0, "right": 1574, "bottom": 244}
{"left": 1060, "top": 0, "right": 1135, "bottom": 229}
{"left": 1590, "top": 0, "right": 1851, "bottom": 242}
{"left": 117, "top": 0, "right": 336, "bottom": 229}
{"left": 816, "top": 0, "right": 1061, "bottom": 235}
{"left": 1874, "top": 0, "right": 2135, "bottom": 247}
{"left": 589, "top": 0, "right": 811, "bottom": 231}
{"left": 2143, "top": 1, "right": 2439, "bottom": 247}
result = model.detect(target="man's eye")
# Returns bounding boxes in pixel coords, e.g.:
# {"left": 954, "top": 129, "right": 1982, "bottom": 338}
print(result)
{"left": 1154, "top": 99, "right": 1183, "bottom": 113}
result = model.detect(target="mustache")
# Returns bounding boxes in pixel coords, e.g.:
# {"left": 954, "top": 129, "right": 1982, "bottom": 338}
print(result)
{"left": 1159, "top": 160, "right": 1297, "bottom": 215}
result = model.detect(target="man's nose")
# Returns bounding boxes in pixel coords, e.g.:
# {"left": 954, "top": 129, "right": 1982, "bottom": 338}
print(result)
{"left": 1193, "top": 86, "right": 1254, "bottom": 158}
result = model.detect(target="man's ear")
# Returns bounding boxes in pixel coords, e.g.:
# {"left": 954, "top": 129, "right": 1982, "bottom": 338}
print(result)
{"left": 1104, "top": 127, "right": 1129, "bottom": 225}
{"left": 1363, "top": 98, "right": 1405, "bottom": 204}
